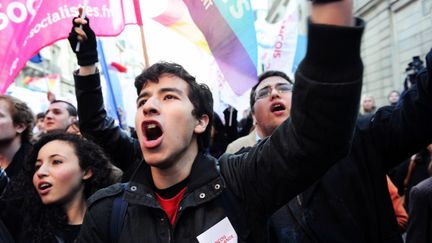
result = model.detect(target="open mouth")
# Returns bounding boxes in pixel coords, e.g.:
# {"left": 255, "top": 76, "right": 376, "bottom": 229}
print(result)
{"left": 141, "top": 121, "right": 164, "bottom": 149}
{"left": 144, "top": 123, "right": 163, "bottom": 141}
{"left": 37, "top": 182, "right": 52, "bottom": 195}
{"left": 271, "top": 103, "right": 286, "bottom": 112}
{"left": 38, "top": 182, "right": 52, "bottom": 190}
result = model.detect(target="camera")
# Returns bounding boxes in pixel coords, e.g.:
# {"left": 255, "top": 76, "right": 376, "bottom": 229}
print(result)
{"left": 404, "top": 56, "right": 425, "bottom": 90}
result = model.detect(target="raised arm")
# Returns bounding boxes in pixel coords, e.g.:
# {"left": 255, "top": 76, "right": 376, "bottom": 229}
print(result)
{"left": 68, "top": 14, "right": 141, "bottom": 177}
{"left": 221, "top": 0, "right": 364, "bottom": 215}
{"left": 311, "top": 0, "right": 354, "bottom": 26}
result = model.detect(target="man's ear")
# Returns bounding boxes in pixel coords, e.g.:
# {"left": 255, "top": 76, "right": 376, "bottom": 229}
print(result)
{"left": 194, "top": 114, "right": 210, "bottom": 134}
{"left": 83, "top": 168, "right": 93, "bottom": 180}
{"left": 67, "top": 116, "right": 77, "bottom": 128}
{"left": 252, "top": 114, "right": 257, "bottom": 125}
{"left": 15, "top": 123, "right": 26, "bottom": 134}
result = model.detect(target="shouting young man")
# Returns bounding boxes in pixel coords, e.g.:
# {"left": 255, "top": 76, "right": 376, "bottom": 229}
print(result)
{"left": 70, "top": 0, "right": 364, "bottom": 242}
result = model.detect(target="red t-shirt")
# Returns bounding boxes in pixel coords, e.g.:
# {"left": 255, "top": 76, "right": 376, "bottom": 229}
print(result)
{"left": 155, "top": 187, "right": 187, "bottom": 225}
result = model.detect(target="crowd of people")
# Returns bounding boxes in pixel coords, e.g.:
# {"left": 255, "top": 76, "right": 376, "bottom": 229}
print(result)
{"left": 0, "top": 0, "right": 431, "bottom": 242}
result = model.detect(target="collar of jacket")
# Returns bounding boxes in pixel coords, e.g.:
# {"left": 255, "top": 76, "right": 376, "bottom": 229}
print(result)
{"left": 7, "top": 141, "right": 32, "bottom": 178}
{"left": 124, "top": 152, "right": 226, "bottom": 208}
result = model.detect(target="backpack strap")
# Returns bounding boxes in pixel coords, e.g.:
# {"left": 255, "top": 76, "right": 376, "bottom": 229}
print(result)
{"left": 54, "top": 234, "right": 64, "bottom": 243}
{"left": 216, "top": 157, "right": 249, "bottom": 238}
{"left": 285, "top": 198, "right": 319, "bottom": 242}
{"left": 110, "top": 183, "right": 129, "bottom": 243}
{"left": 218, "top": 187, "right": 248, "bottom": 237}
{"left": 403, "top": 155, "right": 417, "bottom": 194}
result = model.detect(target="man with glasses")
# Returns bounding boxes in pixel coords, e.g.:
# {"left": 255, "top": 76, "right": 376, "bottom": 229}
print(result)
{"left": 226, "top": 71, "right": 292, "bottom": 153}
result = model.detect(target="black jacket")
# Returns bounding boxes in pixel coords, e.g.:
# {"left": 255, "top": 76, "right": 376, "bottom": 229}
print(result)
{"left": 269, "top": 52, "right": 432, "bottom": 243}
{"left": 74, "top": 71, "right": 142, "bottom": 181}
{"left": 5, "top": 141, "right": 32, "bottom": 180}
{"left": 75, "top": 21, "right": 364, "bottom": 242}
{"left": 0, "top": 219, "right": 14, "bottom": 243}
{"left": 406, "top": 177, "right": 432, "bottom": 243}
{"left": 0, "top": 142, "right": 32, "bottom": 242}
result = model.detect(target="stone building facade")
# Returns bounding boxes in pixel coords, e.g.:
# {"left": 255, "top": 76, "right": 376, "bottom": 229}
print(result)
{"left": 355, "top": 0, "right": 432, "bottom": 106}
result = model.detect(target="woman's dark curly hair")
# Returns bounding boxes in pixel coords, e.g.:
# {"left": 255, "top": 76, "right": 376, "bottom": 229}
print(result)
{"left": 9, "top": 132, "right": 118, "bottom": 242}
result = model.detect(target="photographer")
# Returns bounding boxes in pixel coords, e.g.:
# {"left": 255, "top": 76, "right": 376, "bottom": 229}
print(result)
{"left": 404, "top": 56, "right": 425, "bottom": 91}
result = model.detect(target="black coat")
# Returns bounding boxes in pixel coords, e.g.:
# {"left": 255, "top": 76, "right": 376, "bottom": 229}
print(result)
{"left": 269, "top": 52, "right": 432, "bottom": 243}
{"left": 75, "top": 20, "right": 364, "bottom": 242}
{"left": 1, "top": 142, "right": 32, "bottom": 242}
{"left": 406, "top": 177, "right": 432, "bottom": 243}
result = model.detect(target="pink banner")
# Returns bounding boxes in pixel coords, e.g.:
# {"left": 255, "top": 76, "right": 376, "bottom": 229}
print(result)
{"left": 0, "top": 0, "right": 134, "bottom": 94}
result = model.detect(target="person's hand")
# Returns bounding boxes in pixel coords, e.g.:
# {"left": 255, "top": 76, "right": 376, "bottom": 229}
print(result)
{"left": 311, "top": 0, "right": 342, "bottom": 3}
{"left": 68, "top": 8, "right": 98, "bottom": 66}
{"left": 311, "top": 0, "right": 354, "bottom": 27}
{"left": 46, "top": 91, "right": 56, "bottom": 102}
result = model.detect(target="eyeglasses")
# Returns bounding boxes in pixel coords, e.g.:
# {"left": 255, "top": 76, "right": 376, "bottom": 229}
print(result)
{"left": 255, "top": 83, "right": 292, "bottom": 100}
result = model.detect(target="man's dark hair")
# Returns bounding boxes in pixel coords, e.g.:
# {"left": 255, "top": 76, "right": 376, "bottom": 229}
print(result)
{"left": 134, "top": 62, "right": 214, "bottom": 150}
{"left": 36, "top": 112, "right": 45, "bottom": 120}
{"left": 250, "top": 70, "right": 292, "bottom": 113}
{"left": 0, "top": 95, "right": 34, "bottom": 142}
{"left": 50, "top": 100, "right": 77, "bottom": 117}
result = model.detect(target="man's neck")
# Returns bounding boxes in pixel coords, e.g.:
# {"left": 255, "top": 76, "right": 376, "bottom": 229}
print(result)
{"left": 0, "top": 137, "right": 21, "bottom": 169}
{"left": 255, "top": 126, "right": 270, "bottom": 140}
{"left": 151, "top": 145, "right": 198, "bottom": 190}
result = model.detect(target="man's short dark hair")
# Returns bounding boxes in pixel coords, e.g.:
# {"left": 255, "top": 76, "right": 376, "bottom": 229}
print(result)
{"left": 134, "top": 62, "right": 214, "bottom": 150}
{"left": 250, "top": 70, "right": 292, "bottom": 113}
{"left": 50, "top": 100, "right": 77, "bottom": 117}
{"left": 36, "top": 112, "right": 45, "bottom": 120}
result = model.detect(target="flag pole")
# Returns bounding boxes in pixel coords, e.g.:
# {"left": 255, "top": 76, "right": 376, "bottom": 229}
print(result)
{"left": 133, "top": 0, "right": 149, "bottom": 68}
{"left": 97, "top": 39, "right": 123, "bottom": 128}
{"left": 75, "top": 0, "right": 89, "bottom": 52}
{"left": 139, "top": 25, "right": 150, "bottom": 68}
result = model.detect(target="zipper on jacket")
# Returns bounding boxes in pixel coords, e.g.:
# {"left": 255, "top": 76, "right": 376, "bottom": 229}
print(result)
{"left": 158, "top": 212, "right": 172, "bottom": 242}
{"left": 171, "top": 194, "right": 189, "bottom": 241}
{"left": 296, "top": 195, "right": 303, "bottom": 207}
{"left": 173, "top": 192, "right": 189, "bottom": 227}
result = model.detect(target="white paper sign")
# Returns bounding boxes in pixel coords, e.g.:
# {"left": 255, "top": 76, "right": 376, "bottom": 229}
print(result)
{"left": 197, "top": 217, "right": 238, "bottom": 243}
